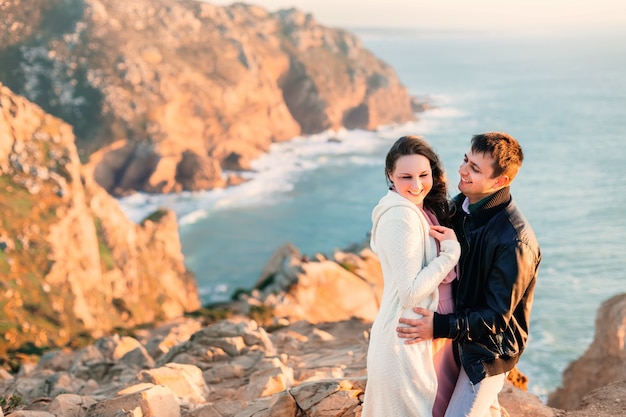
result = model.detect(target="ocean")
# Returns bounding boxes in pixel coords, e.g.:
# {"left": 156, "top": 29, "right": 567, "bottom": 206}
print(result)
{"left": 119, "top": 28, "right": 626, "bottom": 400}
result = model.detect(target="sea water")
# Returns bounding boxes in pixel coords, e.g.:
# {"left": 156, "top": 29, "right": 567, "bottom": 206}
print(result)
{"left": 119, "top": 28, "right": 626, "bottom": 400}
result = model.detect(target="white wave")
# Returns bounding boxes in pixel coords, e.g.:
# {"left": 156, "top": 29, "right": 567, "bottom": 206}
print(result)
{"left": 179, "top": 209, "right": 209, "bottom": 226}
{"left": 348, "top": 155, "right": 380, "bottom": 166}
{"left": 197, "top": 283, "right": 230, "bottom": 301}
{"left": 426, "top": 106, "right": 465, "bottom": 118}
{"left": 117, "top": 108, "right": 460, "bottom": 224}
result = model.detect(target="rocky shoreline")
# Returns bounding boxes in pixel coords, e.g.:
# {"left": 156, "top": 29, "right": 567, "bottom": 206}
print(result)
{"left": 1, "top": 0, "right": 418, "bottom": 196}
{"left": 1, "top": 240, "right": 624, "bottom": 416}
{"left": 0, "top": 309, "right": 623, "bottom": 417}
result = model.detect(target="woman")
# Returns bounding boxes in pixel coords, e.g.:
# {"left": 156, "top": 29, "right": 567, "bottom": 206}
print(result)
{"left": 362, "top": 135, "right": 460, "bottom": 417}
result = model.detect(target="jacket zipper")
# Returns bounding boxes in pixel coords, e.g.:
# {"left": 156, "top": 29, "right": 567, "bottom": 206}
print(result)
{"left": 460, "top": 214, "right": 476, "bottom": 392}
{"left": 462, "top": 215, "right": 471, "bottom": 261}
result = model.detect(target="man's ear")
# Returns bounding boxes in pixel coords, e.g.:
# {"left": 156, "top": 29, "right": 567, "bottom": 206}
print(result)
{"left": 495, "top": 175, "right": 510, "bottom": 188}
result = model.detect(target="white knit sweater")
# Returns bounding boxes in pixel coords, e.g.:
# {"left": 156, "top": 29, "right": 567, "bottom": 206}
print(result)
{"left": 362, "top": 190, "right": 461, "bottom": 417}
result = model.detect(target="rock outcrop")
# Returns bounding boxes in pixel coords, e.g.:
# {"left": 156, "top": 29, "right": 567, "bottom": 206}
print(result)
{"left": 1, "top": 231, "right": 625, "bottom": 416}
{"left": 548, "top": 293, "right": 626, "bottom": 410}
{"left": 245, "top": 241, "right": 383, "bottom": 324}
{"left": 0, "top": 83, "right": 200, "bottom": 357}
{"left": 0, "top": 311, "right": 624, "bottom": 417}
{"left": 0, "top": 315, "right": 529, "bottom": 417}
{"left": 0, "top": 0, "right": 416, "bottom": 196}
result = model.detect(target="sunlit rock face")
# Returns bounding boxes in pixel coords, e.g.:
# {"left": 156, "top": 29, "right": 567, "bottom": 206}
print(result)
{"left": 0, "top": 83, "right": 200, "bottom": 355}
{"left": 548, "top": 293, "right": 626, "bottom": 411}
{"left": 0, "top": 0, "right": 415, "bottom": 196}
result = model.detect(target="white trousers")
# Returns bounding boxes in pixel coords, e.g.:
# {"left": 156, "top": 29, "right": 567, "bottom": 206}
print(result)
{"left": 444, "top": 367, "right": 506, "bottom": 417}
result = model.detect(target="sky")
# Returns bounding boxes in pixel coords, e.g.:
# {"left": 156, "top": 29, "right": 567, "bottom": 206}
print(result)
{"left": 206, "top": 0, "right": 626, "bottom": 33}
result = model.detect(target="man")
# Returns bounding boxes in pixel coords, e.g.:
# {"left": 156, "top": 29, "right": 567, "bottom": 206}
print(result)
{"left": 397, "top": 132, "right": 542, "bottom": 417}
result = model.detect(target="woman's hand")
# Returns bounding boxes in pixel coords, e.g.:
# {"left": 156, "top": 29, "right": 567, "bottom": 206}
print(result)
{"left": 429, "top": 225, "right": 457, "bottom": 242}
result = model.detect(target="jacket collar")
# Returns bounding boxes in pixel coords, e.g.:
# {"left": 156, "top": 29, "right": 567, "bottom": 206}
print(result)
{"left": 455, "top": 187, "right": 512, "bottom": 225}
{"left": 481, "top": 186, "right": 511, "bottom": 210}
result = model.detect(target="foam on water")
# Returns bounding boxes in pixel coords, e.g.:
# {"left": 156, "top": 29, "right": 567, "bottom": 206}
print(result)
{"left": 117, "top": 108, "right": 458, "bottom": 224}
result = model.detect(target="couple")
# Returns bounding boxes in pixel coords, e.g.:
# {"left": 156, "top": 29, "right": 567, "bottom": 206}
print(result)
{"left": 362, "top": 133, "right": 542, "bottom": 417}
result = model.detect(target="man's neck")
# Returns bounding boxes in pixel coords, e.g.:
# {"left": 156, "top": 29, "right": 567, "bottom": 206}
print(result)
{"left": 461, "top": 187, "right": 511, "bottom": 214}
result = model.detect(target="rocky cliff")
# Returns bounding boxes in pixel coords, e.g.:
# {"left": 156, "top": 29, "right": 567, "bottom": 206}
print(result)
{"left": 0, "top": 0, "right": 419, "bottom": 364}
{"left": 548, "top": 292, "right": 626, "bottom": 410}
{"left": 0, "top": 0, "right": 416, "bottom": 196}
{"left": 0, "top": 83, "right": 200, "bottom": 359}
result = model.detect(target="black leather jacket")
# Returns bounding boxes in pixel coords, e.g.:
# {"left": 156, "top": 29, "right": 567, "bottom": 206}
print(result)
{"left": 433, "top": 187, "right": 541, "bottom": 384}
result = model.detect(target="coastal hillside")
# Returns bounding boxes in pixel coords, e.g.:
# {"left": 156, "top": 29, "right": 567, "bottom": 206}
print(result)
{"left": 0, "top": 0, "right": 416, "bottom": 196}
{"left": 0, "top": 83, "right": 200, "bottom": 358}
{"left": 0, "top": 0, "right": 417, "bottom": 366}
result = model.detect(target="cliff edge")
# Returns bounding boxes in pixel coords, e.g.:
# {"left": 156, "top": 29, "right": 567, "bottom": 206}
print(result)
{"left": 548, "top": 293, "right": 626, "bottom": 410}
{"left": 0, "top": 83, "right": 200, "bottom": 358}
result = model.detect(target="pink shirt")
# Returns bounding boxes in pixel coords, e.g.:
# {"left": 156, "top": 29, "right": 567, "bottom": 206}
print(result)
{"left": 420, "top": 207, "right": 457, "bottom": 308}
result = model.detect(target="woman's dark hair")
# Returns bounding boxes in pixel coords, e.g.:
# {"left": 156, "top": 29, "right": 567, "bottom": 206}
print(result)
{"left": 385, "top": 135, "right": 452, "bottom": 225}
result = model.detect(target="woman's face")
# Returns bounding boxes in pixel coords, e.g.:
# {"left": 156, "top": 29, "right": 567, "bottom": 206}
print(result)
{"left": 388, "top": 154, "right": 433, "bottom": 208}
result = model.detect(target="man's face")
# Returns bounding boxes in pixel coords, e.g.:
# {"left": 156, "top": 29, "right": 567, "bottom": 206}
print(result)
{"left": 458, "top": 148, "right": 507, "bottom": 203}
